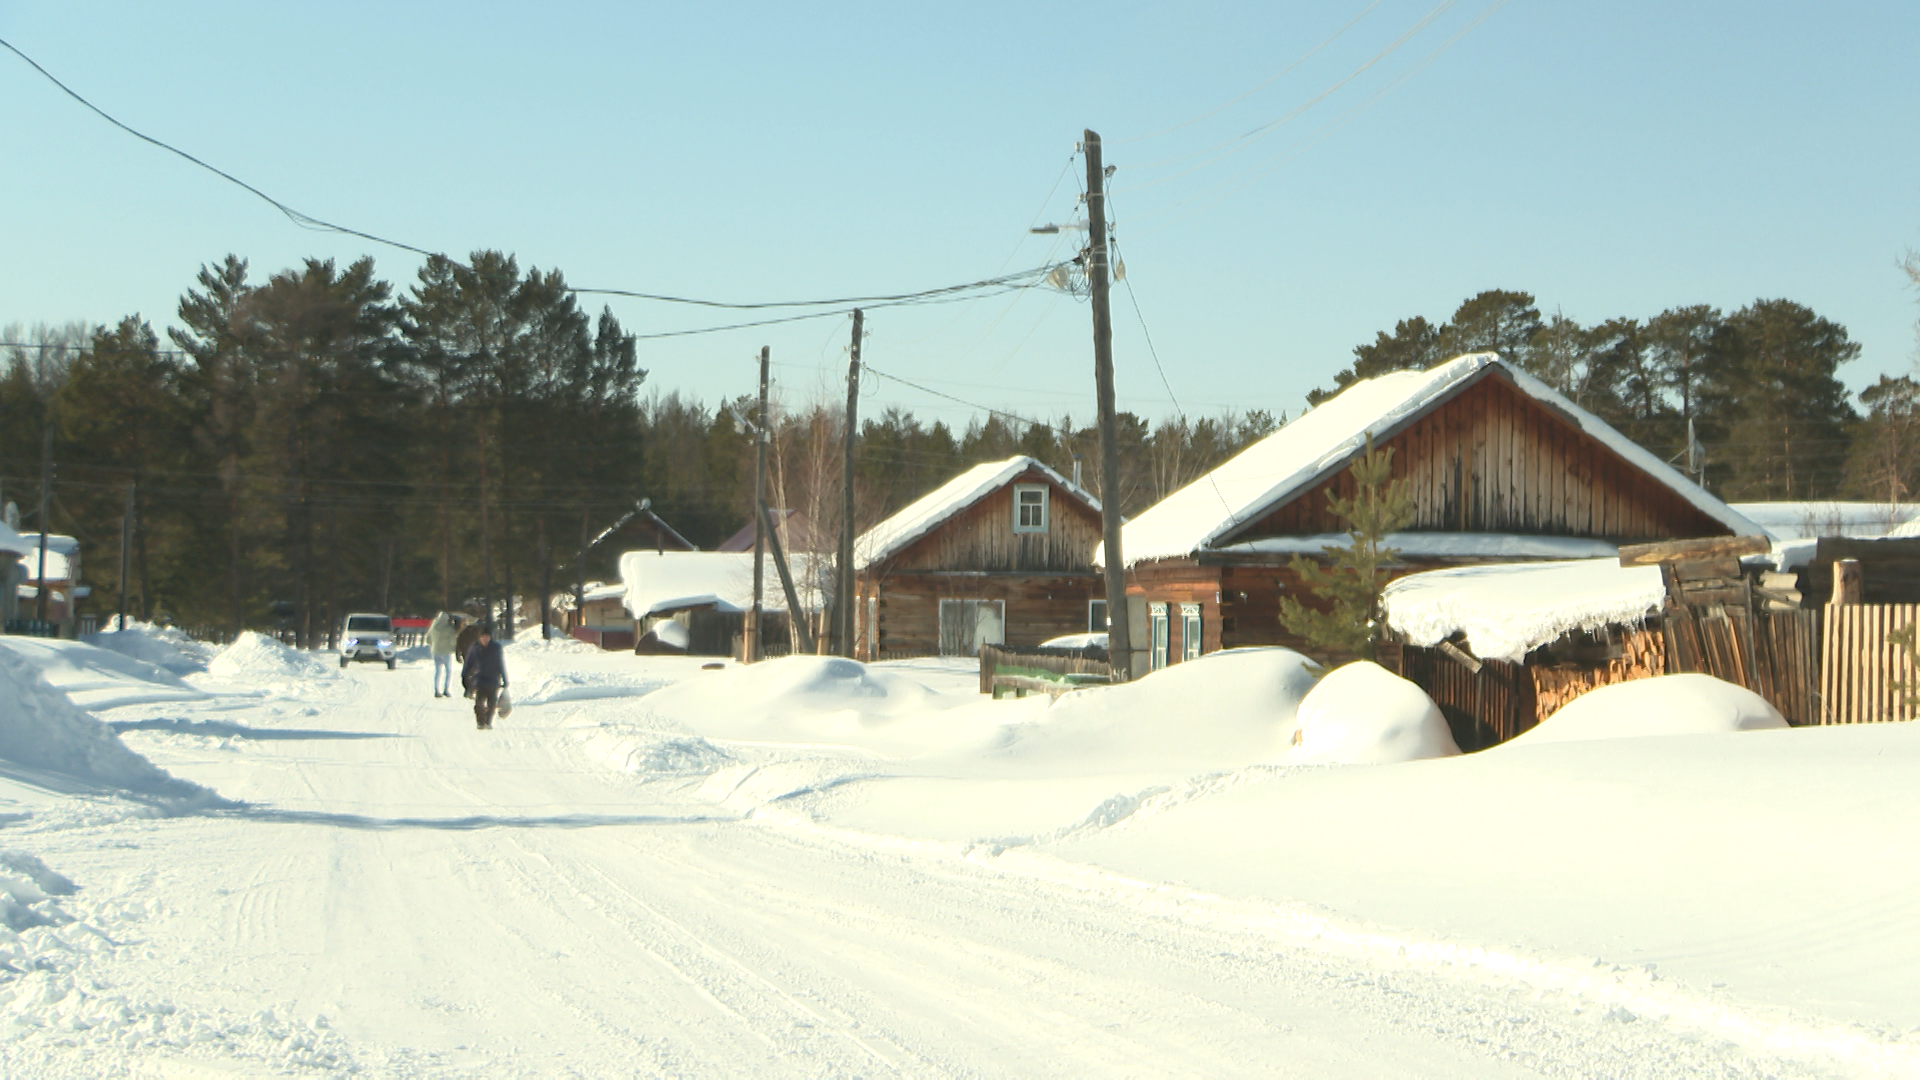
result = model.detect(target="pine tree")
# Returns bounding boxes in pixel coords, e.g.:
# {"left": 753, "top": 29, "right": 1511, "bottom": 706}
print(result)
{"left": 1278, "top": 436, "right": 1414, "bottom": 663}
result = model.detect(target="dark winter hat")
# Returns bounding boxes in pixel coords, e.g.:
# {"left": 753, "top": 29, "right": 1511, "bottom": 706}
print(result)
{"left": 479, "top": 623, "right": 494, "bottom": 636}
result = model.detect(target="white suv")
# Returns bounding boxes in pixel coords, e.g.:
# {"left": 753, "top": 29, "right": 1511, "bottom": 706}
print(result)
{"left": 340, "top": 613, "right": 398, "bottom": 669}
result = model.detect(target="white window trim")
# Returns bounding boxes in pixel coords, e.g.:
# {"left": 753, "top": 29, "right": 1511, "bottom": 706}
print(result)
{"left": 1149, "top": 602, "right": 1169, "bottom": 671}
{"left": 1180, "top": 603, "right": 1201, "bottom": 662}
{"left": 1012, "top": 483, "right": 1049, "bottom": 534}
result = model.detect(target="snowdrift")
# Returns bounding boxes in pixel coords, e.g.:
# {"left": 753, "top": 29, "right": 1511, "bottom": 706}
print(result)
{"left": 207, "top": 631, "right": 336, "bottom": 682}
{"left": 0, "top": 645, "right": 222, "bottom": 806}
{"left": 639, "top": 655, "right": 995, "bottom": 757}
{"left": 1513, "top": 674, "right": 1787, "bottom": 745}
{"left": 82, "top": 621, "right": 218, "bottom": 676}
{"left": 0, "top": 637, "right": 208, "bottom": 710}
{"left": 1289, "top": 661, "right": 1459, "bottom": 765}
{"left": 982, "top": 647, "right": 1320, "bottom": 774}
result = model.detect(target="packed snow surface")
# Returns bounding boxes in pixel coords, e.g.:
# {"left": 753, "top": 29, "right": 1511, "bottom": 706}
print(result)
{"left": 0, "top": 628, "right": 1915, "bottom": 1076}
{"left": 1106, "top": 354, "right": 1762, "bottom": 567}
{"left": 1732, "top": 500, "right": 1920, "bottom": 541}
{"left": 1289, "top": 660, "right": 1460, "bottom": 765}
{"left": 1515, "top": 673, "right": 1788, "bottom": 744}
{"left": 1383, "top": 557, "right": 1668, "bottom": 661}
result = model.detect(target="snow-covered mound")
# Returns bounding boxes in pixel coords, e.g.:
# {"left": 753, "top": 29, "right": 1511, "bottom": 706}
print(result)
{"left": 985, "top": 648, "right": 1320, "bottom": 774}
{"left": 0, "top": 637, "right": 208, "bottom": 710}
{"left": 1514, "top": 674, "right": 1787, "bottom": 745}
{"left": 1289, "top": 661, "right": 1459, "bottom": 765}
{"left": 0, "top": 645, "right": 222, "bottom": 805}
{"left": 206, "top": 631, "right": 335, "bottom": 682}
{"left": 639, "top": 655, "right": 989, "bottom": 756}
{"left": 82, "top": 621, "right": 218, "bottom": 676}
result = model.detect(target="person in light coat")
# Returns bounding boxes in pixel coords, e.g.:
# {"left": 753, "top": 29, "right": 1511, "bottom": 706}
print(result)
{"left": 426, "top": 612, "right": 459, "bottom": 698}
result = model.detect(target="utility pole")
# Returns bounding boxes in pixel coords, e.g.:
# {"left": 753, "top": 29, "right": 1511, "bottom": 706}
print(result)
{"left": 748, "top": 346, "right": 770, "bottom": 663}
{"left": 574, "top": 507, "right": 589, "bottom": 636}
{"left": 35, "top": 422, "right": 53, "bottom": 626}
{"left": 836, "top": 309, "right": 862, "bottom": 656}
{"left": 1085, "top": 129, "right": 1133, "bottom": 682}
{"left": 119, "top": 482, "right": 135, "bottom": 632}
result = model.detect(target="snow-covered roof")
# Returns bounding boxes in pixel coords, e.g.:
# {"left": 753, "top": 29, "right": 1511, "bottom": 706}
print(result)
{"left": 581, "top": 583, "right": 627, "bottom": 604}
{"left": 855, "top": 455, "right": 1098, "bottom": 570}
{"left": 1215, "top": 533, "right": 1619, "bottom": 561}
{"left": 0, "top": 521, "right": 30, "bottom": 558}
{"left": 618, "top": 550, "right": 818, "bottom": 618}
{"left": 1383, "top": 557, "right": 1667, "bottom": 663}
{"left": 16, "top": 544, "right": 73, "bottom": 583}
{"left": 1730, "top": 502, "right": 1920, "bottom": 543}
{"left": 1104, "top": 354, "right": 1763, "bottom": 567}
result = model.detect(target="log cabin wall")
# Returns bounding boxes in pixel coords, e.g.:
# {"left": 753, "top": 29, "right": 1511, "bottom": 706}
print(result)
{"left": 1238, "top": 373, "right": 1729, "bottom": 543}
{"left": 858, "top": 574, "right": 1099, "bottom": 657}
{"left": 883, "top": 469, "right": 1104, "bottom": 574}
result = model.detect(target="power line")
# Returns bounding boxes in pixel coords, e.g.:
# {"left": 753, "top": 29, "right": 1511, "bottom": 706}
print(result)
{"left": 1112, "top": 0, "right": 1387, "bottom": 145}
{"left": 862, "top": 364, "right": 1063, "bottom": 436}
{"left": 0, "top": 35, "right": 1062, "bottom": 318}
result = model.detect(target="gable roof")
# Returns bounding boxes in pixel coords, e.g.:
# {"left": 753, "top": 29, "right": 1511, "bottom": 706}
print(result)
{"left": 1106, "top": 353, "right": 1764, "bottom": 567}
{"left": 855, "top": 455, "right": 1098, "bottom": 571}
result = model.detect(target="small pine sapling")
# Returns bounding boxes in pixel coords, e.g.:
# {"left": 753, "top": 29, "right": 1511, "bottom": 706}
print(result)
{"left": 1278, "top": 435, "right": 1414, "bottom": 663}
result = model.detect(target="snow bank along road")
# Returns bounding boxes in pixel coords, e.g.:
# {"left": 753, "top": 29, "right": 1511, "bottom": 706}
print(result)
{"left": 1, "top": 643, "right": 1899, "bottom": 1076}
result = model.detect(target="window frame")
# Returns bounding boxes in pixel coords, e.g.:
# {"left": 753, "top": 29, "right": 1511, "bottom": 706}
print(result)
{"left": 1180, "top": 602, "right": 1201, "bottom": 662}
{"left": 1012, "top": 483, "right": 1049, "bottom": 534}
{"left": 1149, "top": 602, "right": 1169, "bottom": 671}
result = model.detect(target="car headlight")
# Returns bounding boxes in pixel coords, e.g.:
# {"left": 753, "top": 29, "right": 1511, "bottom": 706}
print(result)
{"left": 377, "top": 638, "right": 393, "bottom": 647}
{"left": 345, "top": 637, "right": 359, "bottom": 647}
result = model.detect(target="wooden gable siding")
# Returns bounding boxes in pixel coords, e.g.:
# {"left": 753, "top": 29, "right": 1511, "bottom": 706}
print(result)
{"left": 882, "top": 469, "right": 1102, "bottom": 574}
{"left": 1235, "top": 373, "right": 1728, "bottom": 543}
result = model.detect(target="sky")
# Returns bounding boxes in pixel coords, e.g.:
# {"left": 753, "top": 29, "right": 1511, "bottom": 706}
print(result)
{"left": 4, "top": 1, "right": 1918, "bottom": 432}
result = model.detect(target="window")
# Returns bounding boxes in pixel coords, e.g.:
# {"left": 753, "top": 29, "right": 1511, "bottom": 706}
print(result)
{"left": 1149, "top": 603, "right": 1169, "bottom": 670}
{"left": 938, "top": 599, "right": 1006, "bottom": 657}
{"left": 1180, "top": 603, "right": 1201, "bottom": 662}
{"left": 1088, "top": 598, "right": 1108, "bottom": 634}
{"left": 1012, "top": 484, "right": 1048, "bottom": 533}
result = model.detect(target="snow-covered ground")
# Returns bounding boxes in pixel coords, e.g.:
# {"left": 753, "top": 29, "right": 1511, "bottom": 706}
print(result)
{"left": 0, "top": 626, "right": 1914, "bottom": 1076}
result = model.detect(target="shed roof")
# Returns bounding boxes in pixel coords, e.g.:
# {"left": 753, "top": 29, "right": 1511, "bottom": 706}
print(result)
{"left": 1105, "top": 353, "right": 1763, "bottom": 567}
{"left": 1383, "top": 558, "right": 1667, "bottom": 663}
{"left": 618, "top": 550, "right": 817, "bottom": 618}
{"left": 855, "top": 455, "right": 1098, "bottom": 571}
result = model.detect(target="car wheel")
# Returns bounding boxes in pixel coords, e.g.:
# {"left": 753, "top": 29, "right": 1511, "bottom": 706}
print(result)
{"left": 339, "top": 656, "right": 349, "bottom": 668}
{"left": 387, "top": 658, "right": 396, "bottom": 670}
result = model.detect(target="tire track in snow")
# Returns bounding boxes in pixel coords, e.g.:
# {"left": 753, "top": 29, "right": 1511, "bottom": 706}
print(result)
{"left": 515, "top": 828, "right": 919, "bottom": 1075}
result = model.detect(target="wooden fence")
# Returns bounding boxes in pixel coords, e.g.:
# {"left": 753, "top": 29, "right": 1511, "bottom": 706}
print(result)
{"left": 1820, "top": 603, "right": 1920, "bottom": 724}
{"left": 1378, "top": 643, "right": 1535, "bottom": 751}
{"left": 978, "top": 643, "right": 1112, "bottom": 697}
{"left": 1664, "top": 607, "right": 1821, "bottom": 725}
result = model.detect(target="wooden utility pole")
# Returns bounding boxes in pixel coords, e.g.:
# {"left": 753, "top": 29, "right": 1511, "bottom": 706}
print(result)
{"left": 118, "top": 482, "right": 135, "bottom": 632}
{"left": 1085, "top": 129, "right": 1132, "bottom": 682}
{"left": 747, "top": 346, "right": 770, "bottom": 662}
{"left": 760, "top": 501, "right": 815, "bottom": 655}
{"left": 35, "top": 422, "right": 53, "bottom": 625}
{"left": 836, "top": 309, "right": 862, "bottom": 656}
{"left": 574, "top": 507, "right": 589, "bottom": 635}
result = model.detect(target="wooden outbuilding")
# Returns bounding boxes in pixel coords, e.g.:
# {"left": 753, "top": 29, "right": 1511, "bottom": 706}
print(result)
{"left": 853, "top": 456, "right": 1104, "bottom": 659}
{"left": 1105, "top": 353, "right": 1766, "bottom": 674}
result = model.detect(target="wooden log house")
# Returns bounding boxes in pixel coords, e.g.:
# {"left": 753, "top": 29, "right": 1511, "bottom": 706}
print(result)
{"left": 1105, "top": 353, "right": 1767, "bottom": 674}
{"left": 853, "top": 456, "right": 1104, "bottom": 659}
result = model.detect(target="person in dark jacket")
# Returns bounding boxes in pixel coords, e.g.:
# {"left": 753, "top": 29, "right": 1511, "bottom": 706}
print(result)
{"left": 461, "top": 625, "right": 508, "bottom": 730}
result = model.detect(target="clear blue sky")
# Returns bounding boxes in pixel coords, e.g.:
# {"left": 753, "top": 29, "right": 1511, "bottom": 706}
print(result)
{"left": 4, "top": 1, "right": 1917, "bottom": 430}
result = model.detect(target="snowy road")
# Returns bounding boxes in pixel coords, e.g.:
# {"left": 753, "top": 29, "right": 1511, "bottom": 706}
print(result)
{"left": 6, "top": 653, "right": 1866, "bottom": 1076}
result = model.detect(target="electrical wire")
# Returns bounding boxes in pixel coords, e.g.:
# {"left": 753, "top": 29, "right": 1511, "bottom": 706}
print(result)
{"left": 0, "top": 35, "right": 1062, "bottom": 317}
{"left": 1112, "top": 0, "right": 1386, "bottom": 145}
